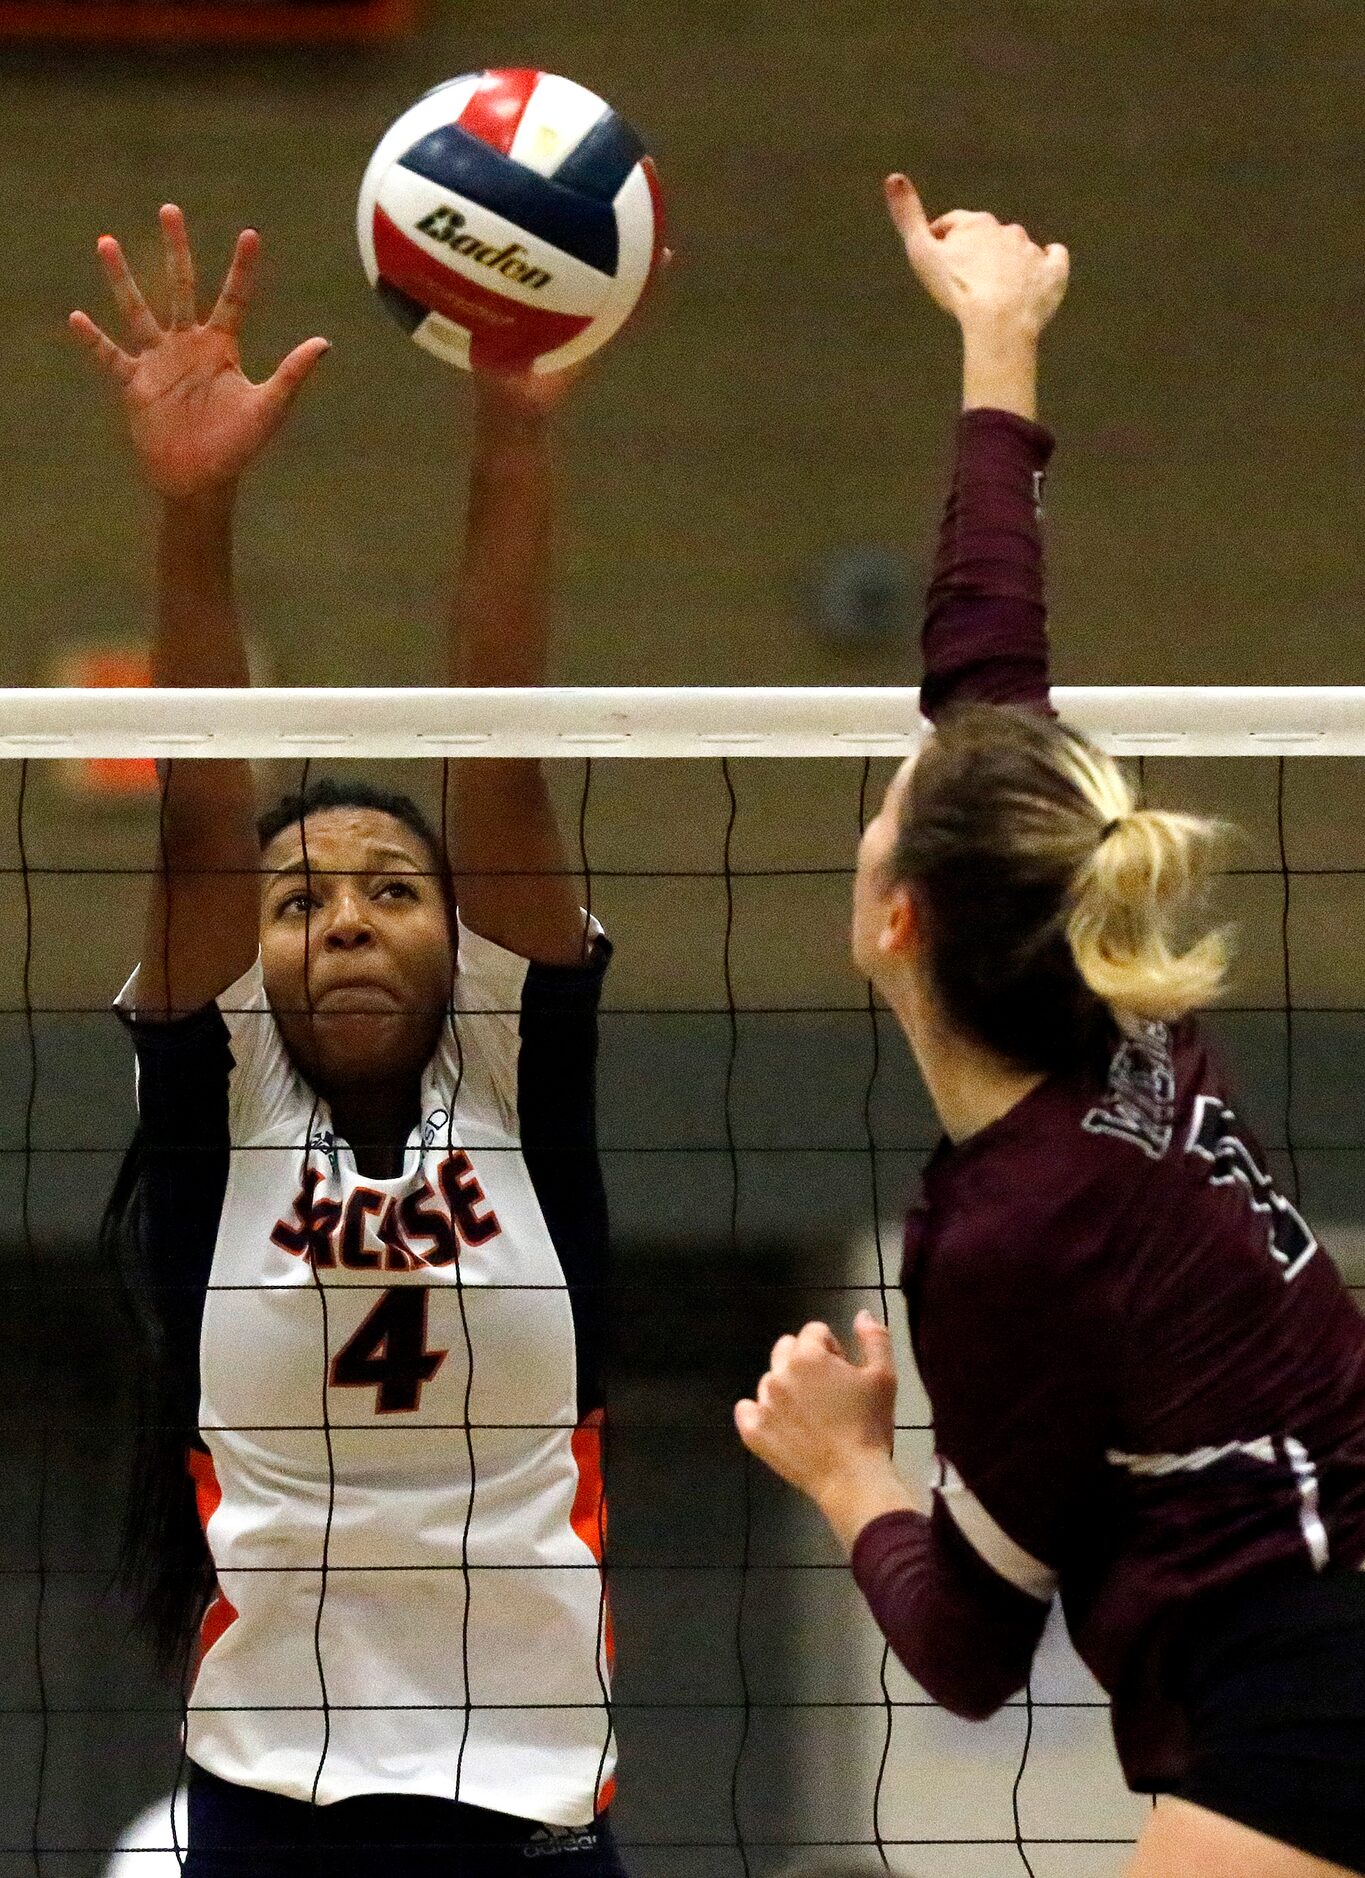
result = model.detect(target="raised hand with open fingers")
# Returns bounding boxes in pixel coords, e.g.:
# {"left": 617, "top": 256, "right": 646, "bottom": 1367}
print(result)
{"left": 69, "top": 204, "right": 330, "bottom": 501}
{"left": 884, "top": 175, "right": 1070, "bottom": 340}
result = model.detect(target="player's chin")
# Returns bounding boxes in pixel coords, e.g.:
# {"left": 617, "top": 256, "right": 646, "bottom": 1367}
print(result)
{"left": 307, "top": 1008, "right": 443, "bottom": 1084}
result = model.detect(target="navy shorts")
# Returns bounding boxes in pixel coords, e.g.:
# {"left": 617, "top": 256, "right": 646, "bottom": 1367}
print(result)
{"left": 1163, "top": 1566, "right": 1365, "bottom": 1873}
{"left": 183, "top": 1765, "right": 629, "bottom": 1878}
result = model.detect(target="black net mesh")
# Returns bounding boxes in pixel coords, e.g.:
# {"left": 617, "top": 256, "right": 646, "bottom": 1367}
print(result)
{"left": 4, "top": 746, "right": 1363, "bottom": 1878}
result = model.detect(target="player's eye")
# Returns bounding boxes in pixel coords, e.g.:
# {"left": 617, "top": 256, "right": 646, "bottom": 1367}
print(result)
{"left": 375, "top": 879, "right": 418, "bottom": 903}
{"left": 276, "top": 890, "right": 319, "bottom": 917}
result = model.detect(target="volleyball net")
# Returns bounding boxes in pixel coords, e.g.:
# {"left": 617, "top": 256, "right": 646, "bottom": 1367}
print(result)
{"left": 4, "top": 685, "right": 1364, "bottom": 1878}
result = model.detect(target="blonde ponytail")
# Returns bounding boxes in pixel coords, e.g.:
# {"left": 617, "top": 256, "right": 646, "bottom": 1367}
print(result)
{"left": 1058, "top": 741, "right": 1229, "bottom": 1023}
{"left": 894, "top": 704, "right": 1233, "bottom": 1073}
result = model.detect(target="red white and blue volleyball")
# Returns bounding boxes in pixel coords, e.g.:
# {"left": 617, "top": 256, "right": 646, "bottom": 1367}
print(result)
{"left": 357, "top": 70, "right": 665, "bottom": 374}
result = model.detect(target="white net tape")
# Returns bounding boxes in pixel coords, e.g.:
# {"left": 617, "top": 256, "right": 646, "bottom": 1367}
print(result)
{"left": 2, "top": 685, "right": 1364, "bottom": 758}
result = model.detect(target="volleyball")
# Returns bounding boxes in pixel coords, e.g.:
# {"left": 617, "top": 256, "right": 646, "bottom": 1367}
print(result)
{"left": 357, "top": 70, "right": 665, "bottom": 374}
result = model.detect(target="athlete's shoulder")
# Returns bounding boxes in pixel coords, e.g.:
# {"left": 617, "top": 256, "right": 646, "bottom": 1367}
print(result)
{"left": 1009, "top": 1017, "right": 1230, "bottom": 1176}
{"left": 914, "top": 1020, "right": 1229, "bottom": 1295}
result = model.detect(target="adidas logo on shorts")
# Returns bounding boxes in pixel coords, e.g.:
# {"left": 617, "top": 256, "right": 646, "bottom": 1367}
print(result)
{"left": 523, "top": 1822, "right": 599, "bottom": 1859}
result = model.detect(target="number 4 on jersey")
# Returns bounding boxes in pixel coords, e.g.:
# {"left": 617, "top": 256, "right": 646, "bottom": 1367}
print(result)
{"left": 1186, "top": 1096, "right": 1318, "bottom": 1282}
{"left": 331, "top": 1288, "right": 448, "bottom": 1413}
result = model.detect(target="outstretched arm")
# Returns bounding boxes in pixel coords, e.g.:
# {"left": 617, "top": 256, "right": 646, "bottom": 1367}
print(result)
{"left": 70, "top": 206, "right": 328, "bottom": 1018}
{"left": 737, "top": 181, "right": 1079, "bottom": 1721}
{"left": 884, "top": 178, "right": 1069, "bottom": 719}
{"left": 443, "top": 371, "right": 592, "bottom": 967}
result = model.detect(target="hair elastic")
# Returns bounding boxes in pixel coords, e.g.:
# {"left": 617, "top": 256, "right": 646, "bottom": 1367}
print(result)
{"left": 1098, "top": 818, "right": 1125, "bottom": 844}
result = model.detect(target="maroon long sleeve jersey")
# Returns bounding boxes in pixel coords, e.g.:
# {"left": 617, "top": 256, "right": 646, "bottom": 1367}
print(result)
{"left": 852, "top": 408, "right": 1365, "bottom": 1790}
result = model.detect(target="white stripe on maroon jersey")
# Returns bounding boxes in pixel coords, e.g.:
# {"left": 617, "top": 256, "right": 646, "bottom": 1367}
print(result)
{"left": 935, "top": 1459, "right": 1058, "bottom": 1602}
{"left": 1105, "top": 1437, "right": 1277, "bottom": 1476}
{"left": 1283, "top": 1435, "right": 1331, "bottom": 1568}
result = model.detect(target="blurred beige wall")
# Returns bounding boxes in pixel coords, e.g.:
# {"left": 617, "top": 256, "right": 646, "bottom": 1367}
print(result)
{"left": 1, "top": 1, "right": 1363, "bottom": 1006}
{"left": 2, "top": 18, "right": 1364, "bottom": 1872}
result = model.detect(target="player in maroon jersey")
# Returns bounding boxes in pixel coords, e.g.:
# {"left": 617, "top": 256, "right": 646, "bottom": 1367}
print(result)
{"left": 738, "top": 179, "right": 1365, "bottom": 1877}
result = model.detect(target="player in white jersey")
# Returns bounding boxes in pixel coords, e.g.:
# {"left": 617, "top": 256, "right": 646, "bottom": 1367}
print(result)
{"left": 72, "top": 206, "right": 629, "bottom": 1876}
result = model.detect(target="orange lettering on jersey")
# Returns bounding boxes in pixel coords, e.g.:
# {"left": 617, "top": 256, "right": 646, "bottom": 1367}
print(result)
{"left": 378, "top": 1199, "right": 419, "bottom": 1271}
{"left": 399, "top": 1175, "right": 457, "bottom": 1267}
{"left": 439, "top": 1150, "right": 502, "bottom": 1247}
{"left": 270, "top": 1166, "right": 340, "bottom": 1268}
{"left": 339, "top": 1188, "right": 385, "bottom": 1269}
{"left": 269, "top": 1153, "right": 502, "bottom": 1272}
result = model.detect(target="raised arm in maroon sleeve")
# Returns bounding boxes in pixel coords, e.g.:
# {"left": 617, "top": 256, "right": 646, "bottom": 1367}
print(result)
{"left": 840, "top": 406, "right": 1064, "bottom": 1722}
{"left": 919, "top": 407, "right": 1056, "bottom": 722}
{"left": 737, "top": 194, "right": 1082, "bottom": 1737}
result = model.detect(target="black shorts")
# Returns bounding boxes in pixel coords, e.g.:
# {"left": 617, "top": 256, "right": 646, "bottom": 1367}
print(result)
{"left": 183, "top": 1765, "right": 629, "bottom": 1878}
{"left": 1162, "top": 1565, "right": 1365, "bottom": 1873}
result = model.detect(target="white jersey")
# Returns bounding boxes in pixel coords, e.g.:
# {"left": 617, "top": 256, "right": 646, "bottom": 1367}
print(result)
{"left": 117, "top": 920, "right": 615, "bottom": 1827}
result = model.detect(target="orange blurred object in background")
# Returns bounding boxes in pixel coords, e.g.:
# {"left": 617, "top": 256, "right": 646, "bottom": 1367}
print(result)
{"left": 0, "top": 0, "right": 418, "bottom": 45}
{"left": 54, "top": 646, "right": 157, "bottom": 799}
